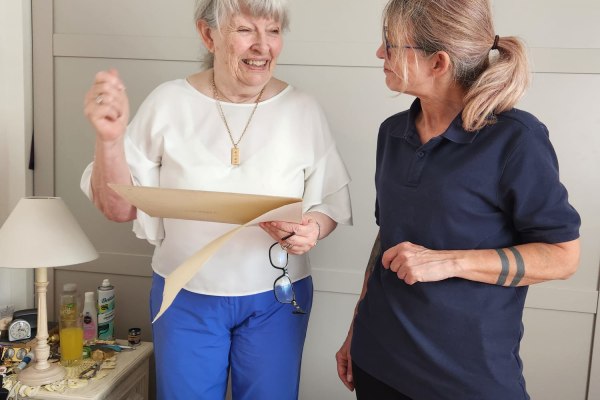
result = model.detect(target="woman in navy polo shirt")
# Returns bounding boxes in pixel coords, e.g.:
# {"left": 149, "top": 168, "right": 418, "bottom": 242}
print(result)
{"left": 336, "top": 0, "right": 581, "bottom": 399}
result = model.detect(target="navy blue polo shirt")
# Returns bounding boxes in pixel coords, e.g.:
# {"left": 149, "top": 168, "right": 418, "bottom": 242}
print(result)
{"left": 351, "top": 99, "right": 580, "bottom": 400}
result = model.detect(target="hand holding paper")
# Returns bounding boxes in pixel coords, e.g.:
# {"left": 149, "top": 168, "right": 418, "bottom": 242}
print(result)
{"left": 108, "top": 184, "right": 302, "bottom": 322}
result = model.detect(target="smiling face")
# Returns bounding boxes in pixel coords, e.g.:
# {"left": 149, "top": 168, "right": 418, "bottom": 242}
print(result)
{"left": 200, "top": 11, "right": 283, "bottom": 96}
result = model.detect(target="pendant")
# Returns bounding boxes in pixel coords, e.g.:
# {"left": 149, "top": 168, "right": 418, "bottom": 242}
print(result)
{"left": 231, "top": 147, "right": 240, "bottom": 166}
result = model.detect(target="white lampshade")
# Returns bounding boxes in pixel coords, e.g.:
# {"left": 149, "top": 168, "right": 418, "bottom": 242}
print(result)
{"left": 0, "top": 196, "right": 98, "bottom": 386}
{"left": 0, "top": 197, "right": 98, "bottom": 268}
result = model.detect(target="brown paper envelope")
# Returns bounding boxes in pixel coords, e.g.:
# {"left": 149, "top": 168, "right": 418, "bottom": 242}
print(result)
{"left": 108, "top": 184, "right": 302, "bottom": 224}
{"left": 107, "top": 183, "right": 304, "bottom": 322}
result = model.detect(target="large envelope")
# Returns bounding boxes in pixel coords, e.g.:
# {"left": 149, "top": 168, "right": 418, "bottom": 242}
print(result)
{"left": 108, "top": 184, "right": 303, "bottom": 322}
{"left": 108, "top": 183, "right": 302, "bottom": 225}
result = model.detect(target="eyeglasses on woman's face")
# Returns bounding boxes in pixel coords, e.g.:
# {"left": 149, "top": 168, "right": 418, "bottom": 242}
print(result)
{"left": 382, "top": 26, "right": 424, "bottom": 59}
{"left": 269, "top": 241, "right": 306, "bottom": 315}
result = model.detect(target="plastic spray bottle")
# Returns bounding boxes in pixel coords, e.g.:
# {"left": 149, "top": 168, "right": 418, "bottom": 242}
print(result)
{"left": 82, "top": 291, "right": 98, "bottom": 344}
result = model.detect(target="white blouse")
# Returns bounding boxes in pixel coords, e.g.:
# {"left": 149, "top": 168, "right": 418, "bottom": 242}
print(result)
{"left": 82, "top": 79, "right": 352, "bottom": 296}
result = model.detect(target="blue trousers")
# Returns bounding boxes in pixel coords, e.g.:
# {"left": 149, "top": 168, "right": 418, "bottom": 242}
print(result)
{"left": 150, "top": 273, "right": 313, "bottom": 400}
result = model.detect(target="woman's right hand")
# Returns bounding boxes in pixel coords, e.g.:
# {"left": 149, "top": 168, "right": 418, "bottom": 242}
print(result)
{"left": 84, "top": 69, "right": 129, "bottom": 143}
{"left": 335, "top": 330, "right": 355, "bottom": 391}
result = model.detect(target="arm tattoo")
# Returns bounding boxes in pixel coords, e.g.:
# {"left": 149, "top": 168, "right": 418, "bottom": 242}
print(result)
{"left": 366, "top": 233, "right": 381, "bottom": 275}
{"left": 495, "top": 248, "right": 510, "bottom": 286}
{"left": 353, "top": 233, "right": 381, "bottom": 321}
{"left": 507, "top": 246, "right": 525, "bottom": 286}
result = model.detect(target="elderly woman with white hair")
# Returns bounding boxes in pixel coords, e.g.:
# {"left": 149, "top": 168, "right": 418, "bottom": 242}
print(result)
{"left": 81, "top": 0, "right": 352, "bottom": 398}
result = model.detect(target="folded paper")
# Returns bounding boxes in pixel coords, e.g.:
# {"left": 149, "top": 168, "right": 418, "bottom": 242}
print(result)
{"left": 108, "top": 184, "right": 302, "bottom": 322}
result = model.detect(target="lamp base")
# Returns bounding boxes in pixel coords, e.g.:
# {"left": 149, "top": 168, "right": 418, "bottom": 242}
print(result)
{"left": 17, "top": 362, "right": 66, "bottom": 387}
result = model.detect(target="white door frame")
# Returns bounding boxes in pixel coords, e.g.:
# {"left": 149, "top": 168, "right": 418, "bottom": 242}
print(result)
{"left": 587, "top": 283, "right": 600, "bottom": 398}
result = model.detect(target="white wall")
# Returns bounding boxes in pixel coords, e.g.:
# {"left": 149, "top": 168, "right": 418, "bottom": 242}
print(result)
{"left": 29, "top": 0, "right": 600, "bottom": 399}
{"left": 0, "top": 0, "right": 34, "bottom": 310}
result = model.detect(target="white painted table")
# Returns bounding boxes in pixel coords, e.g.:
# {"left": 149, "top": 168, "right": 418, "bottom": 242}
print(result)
{"left": 29, "top": 341, "right": 153, "bottom": 400}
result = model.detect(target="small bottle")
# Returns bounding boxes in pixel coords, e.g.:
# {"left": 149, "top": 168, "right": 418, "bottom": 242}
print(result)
{"left": 15, "top": 352, "right": 34, "bottom": 371}
{"left": 97, "top": 279, "right": 115, "bottom": 341}
{"left": 82, "top": 291, "right": 98, "bottom": 344}
{"left": 59, "top": 283, "right": 83, "bottom": 366}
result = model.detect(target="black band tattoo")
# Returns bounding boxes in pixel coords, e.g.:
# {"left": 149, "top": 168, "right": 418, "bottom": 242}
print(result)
{"left": 508, "top": 246, "right": 525, "bottom": 286}
{"left": 495, "top": 248, "right": 510, "bottom": 286}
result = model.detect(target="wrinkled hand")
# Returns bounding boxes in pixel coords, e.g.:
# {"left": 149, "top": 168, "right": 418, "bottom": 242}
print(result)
{"left": 259, "top": 216, "right": 320, "bottom": 255}
{"left": 83, "top": 69, "right": 129, "bottom": 143}
{"left": 381, "top": 241, "right": 457, "bottom": 284}
{"left": 335, "top": 332, "right": 354, "bottom": 391}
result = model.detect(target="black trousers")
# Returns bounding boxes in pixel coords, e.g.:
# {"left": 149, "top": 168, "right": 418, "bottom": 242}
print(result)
{"left": 353, "top": 362, "right": 413, "bottom": 400}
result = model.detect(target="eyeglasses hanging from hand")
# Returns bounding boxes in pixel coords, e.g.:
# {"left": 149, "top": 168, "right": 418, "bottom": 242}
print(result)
{"left": 268, "top": 234, "right": 306, "bottom": 315}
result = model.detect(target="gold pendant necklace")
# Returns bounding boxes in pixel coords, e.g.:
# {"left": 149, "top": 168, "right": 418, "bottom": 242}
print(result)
{"left": 212, "top": 73, "right": 266, "bottom": 166}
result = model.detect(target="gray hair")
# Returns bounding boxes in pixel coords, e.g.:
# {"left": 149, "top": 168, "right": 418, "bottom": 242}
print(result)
{"left": 195, "top": 0, "right": 290, "bottom": 68}
{"left": 384, "top": 0, "right": 530, "bottom": 132}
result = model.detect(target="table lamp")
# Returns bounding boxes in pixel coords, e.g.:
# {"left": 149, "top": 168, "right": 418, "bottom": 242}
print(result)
{"left": 0, "top": 197, "right": 98, "bottom": 386}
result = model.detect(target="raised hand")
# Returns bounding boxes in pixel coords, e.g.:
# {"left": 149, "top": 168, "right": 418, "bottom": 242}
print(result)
{"left": 83, "top": 69, "right": 129, "bottom": 143}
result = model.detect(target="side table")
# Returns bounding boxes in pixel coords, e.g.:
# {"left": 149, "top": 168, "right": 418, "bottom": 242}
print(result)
{"left": 29, "top": 341, "right": 153, "bottom": 400}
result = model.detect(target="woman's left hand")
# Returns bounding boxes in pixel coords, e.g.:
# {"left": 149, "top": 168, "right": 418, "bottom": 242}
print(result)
{"left": 260, "top": 216, "right": 321, "bottom": 255}
{"left": 381, "top": 241, "right": 458, "bottom": 284}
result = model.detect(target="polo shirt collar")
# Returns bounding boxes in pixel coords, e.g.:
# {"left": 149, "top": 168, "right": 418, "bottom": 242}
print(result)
{"left": 393, "top": 98, "right": 480, "bottom": 144}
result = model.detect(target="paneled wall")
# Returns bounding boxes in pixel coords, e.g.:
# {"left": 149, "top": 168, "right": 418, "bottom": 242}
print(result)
{"left": 0, "top": 0, "right": 34, "bottom": 311}
{"left": 33, "top": 1, "right": 600, "bottom": 399}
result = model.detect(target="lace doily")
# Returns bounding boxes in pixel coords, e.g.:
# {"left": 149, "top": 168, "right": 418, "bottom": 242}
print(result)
{"left": 1, "top": 356, "right": 116, "bottom": 399}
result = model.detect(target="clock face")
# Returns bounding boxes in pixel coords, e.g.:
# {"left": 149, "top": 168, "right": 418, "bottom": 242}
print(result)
{"left": 4, "top": 347, "right": 15, "bottom": 359}
{"left": 8, "top": 319, "right": 31, "bottom": 341}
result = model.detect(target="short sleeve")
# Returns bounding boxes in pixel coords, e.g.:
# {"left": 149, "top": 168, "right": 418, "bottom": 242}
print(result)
{"left": 498, "top": 124, "right": 580, "bottom": 244}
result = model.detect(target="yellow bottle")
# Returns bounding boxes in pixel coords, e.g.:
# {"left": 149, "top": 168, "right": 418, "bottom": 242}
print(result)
{"left": 59, "top": 327, "right": 84, "bottom": 363}
{"left": 59, "top": 283, "right": 83, "bottom": 366}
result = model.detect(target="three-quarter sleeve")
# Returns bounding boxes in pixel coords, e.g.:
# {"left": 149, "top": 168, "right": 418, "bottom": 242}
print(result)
{"left": 299, "top": 98, "right": 352, "bottom": 225}
{"left": 124, "top": 93, "right": 166, "bottom": 245}
{"left": 303, "top": 144, "right": 352, "bottom": 225}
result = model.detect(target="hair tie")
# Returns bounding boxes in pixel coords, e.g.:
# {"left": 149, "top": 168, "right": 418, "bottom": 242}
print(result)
{"left": 491, "top": 34, "right": 500, "bottom": 51}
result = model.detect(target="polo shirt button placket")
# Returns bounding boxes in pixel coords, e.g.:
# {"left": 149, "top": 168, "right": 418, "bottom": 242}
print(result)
{"left": 406, "top": 150, "right": 428, "bottom": 187}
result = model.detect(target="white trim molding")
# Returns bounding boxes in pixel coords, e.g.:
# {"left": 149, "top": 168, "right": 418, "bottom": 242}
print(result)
{"left": 53, "top": 33, "right": 600, "bottom": 74}
{"left": 61, "top": 253, "right": 599, "bottom": 316}
{"left": 0, "top": 0, "right": 34, "bottom": 310}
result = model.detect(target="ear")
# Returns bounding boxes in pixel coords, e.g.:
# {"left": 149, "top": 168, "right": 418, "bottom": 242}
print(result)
{"left": 197, "top": 20, "right": 216, "bottom": 53}
{"left": 429, "top": 51, "right": 452, "bottom": 78}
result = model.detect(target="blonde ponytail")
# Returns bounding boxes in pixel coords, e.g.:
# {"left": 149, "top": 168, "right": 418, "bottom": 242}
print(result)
{"left": 462, "top": 36, "right": 530, "bottom": 131}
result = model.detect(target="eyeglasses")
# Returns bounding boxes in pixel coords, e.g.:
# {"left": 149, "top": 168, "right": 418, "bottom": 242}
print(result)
{"left": 268, "top": 240, "right": 306, "bottom": 315}
{"left": 382, "top": 26, "right": 424, "bottom": 58}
